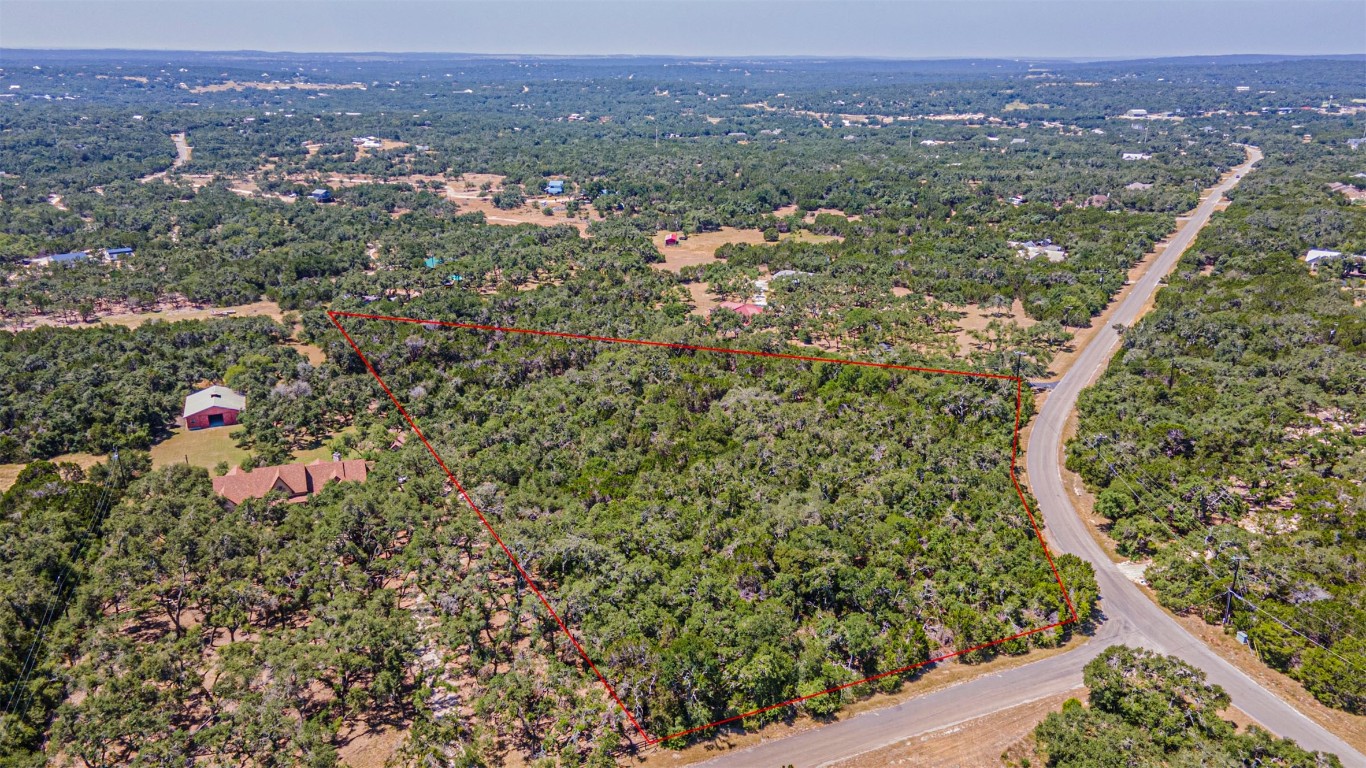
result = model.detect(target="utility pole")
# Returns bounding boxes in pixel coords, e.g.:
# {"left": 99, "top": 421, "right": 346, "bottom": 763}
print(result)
{"left": 1223, "top": 555, "right": 1247, "bottom": 626}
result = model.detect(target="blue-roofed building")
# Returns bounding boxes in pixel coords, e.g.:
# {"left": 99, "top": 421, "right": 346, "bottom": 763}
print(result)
{"left": 104, "top": 247, "right": 134, "bottom": 259}
{"left": 424, "top": 256, "right": 443, "bottom": 269}
{"left": 310, "top": 188, "right": 333, "bottom": 202}
{"left": 50, "top": 251, "right": 89, "bottom": 265}
{"left": 545, "top": 180, "right": 565, "bottom": 195}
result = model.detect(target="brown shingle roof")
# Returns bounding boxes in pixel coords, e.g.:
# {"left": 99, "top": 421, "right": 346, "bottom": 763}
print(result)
{"left": 212, "top": 459, "right": 370, "bottom": 505}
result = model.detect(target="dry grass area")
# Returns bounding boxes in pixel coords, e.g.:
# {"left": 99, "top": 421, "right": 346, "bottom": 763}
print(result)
{"left": 81, "top": 299, "right": 287, "bottom": 330}
{"left": 446, "top": 172, "right": 509, "bottom": 192}
{"left": 0, "top": 453, "right": 106, "bottom": 492}
{"left": 149, "top": 426, "right": 249, "bottom": 472}
{"left": 337, "top": 722, "right": 408, "bottom": 768}
{"left": 448, "top": 194, "right": 595, "bottom": 230}
{"left": 952, "top": 299, "right": 1037, "bottom": 355}
{"left": 356, "top": 139, "right": 410, "bottom": 160}
{"left": 684, "top": 282, "right": 719, "bottom": 315}
{"left": 185, "top": 80, "right": 365, "bottom": 94}
{"left": 630, "top": 635, "right": 1091, "bottom": 768}
{"left": 5, "top": 296, "right": 286, "bottom": 329}
{"left": 288, "top": 341, "right": 327, "bottom": 365}
{"left": 829, "top": 690, "right": 1077, "bottom": 768}
{"left": 143, "top": 421, "right": 353, "bottom": 475}
{"left": 804, "top": 207, "right": 862, "bottom": 223}
{"left": 650, "top": 228, "right": 840, "bottom": 273}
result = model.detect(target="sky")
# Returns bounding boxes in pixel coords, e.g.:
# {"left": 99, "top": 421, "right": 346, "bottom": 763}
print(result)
{"left": 2, "top": 1, "right": 1364, "bottom": 60}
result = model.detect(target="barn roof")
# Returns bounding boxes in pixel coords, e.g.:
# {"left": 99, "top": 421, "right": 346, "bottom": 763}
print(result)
{"left": 184, "top": 385, "right": 245, "bottom": 418}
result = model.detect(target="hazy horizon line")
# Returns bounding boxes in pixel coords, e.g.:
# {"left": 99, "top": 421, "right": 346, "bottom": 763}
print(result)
{"left": 4, "top": 47, "right": 1364, "bottom": 63}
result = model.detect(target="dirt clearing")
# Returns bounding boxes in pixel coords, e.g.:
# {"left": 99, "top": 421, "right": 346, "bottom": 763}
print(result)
{"left": 651, "top": 228, "right": 840, "bottom": 273}
{"left": 952, "top": 299, "right": 1037, "bottom": 355}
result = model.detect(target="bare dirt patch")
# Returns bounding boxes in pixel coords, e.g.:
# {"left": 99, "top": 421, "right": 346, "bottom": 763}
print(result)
{"left": 356, "top": 139, "right": 410, "bottom": 160}
{"left": 3, "top": 298, "right": 287, "bottom": 332}
{"left": 92, "top": 299, "right": 286, "bottom": 329}
{"left": 288, "top": 341, "right": 327, "bottom": 366}
{"left": 447, "top": 193, "right": 595, "bottom": 231}
{"left": 684, "top": 282, "right": 718, "bottom": 315}
{"left": 952, "top": 299, "right": 1037, "bottom": 355}
{"left": 171, "top": 133, "right": 192, "bottom": 167}
{"left": 804, "top": 207, "right": 862, "bottom": 223}
{"left": 650, "top": 228, "right": 840, "bottom": 273}
{"left": 337, "top": 721, "right": 408, "bottom": 768}
{"left": 445, "top": 172, "right": 508, "bottom": 194}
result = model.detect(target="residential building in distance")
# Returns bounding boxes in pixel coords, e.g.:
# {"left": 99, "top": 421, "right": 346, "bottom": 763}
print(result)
{"left": 1011, "top": 239, "right": 1069, "bottom": 262}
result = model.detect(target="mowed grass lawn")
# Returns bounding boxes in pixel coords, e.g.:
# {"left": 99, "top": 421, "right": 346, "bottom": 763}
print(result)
{"left": 152, "top": 424, "right": 359, "bottom": 470}
{"left": 1, "top": 426, "right": 360, "bottom": 493}
{"left": 149, "top": 426, "right": 250, "bottom": 470}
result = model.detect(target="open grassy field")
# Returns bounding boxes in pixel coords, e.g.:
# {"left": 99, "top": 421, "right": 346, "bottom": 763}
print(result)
{"left": 0, "top": 452, "right": 107, "bottom": 492}
{"left": 148, "top": 426, "right": 250, "bottom": 471}
{"left": 650, "top": 227, "right": 841, "bottom": 273}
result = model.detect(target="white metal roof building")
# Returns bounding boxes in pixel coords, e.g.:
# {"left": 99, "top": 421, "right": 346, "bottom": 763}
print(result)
{"left": 183, "top": 385, "right": 246, "bottom": 419}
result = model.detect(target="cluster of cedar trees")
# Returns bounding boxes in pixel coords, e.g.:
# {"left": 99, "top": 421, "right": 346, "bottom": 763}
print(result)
{"left": 1030, "top": 646, "right": 1342, "bottom": 767}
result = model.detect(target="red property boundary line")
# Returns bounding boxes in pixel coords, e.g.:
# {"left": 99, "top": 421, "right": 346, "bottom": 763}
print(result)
{"left": 327, "top": 310, "right": 1079, "bottom": 746}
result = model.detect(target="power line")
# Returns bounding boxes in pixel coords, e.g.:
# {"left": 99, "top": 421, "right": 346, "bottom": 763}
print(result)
{"left": 1231, "top": 593, "right": 1365, "bottom": 674}
{"left": 1088, "top": 446, "right": 1362, "bottom": 647}
{"left": 1, "top": 454, "right": 122, "bottom": 731}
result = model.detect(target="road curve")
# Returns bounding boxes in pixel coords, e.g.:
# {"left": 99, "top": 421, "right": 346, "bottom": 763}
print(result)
{"left": 1026, "top": 148, "right": 1359, "bottom": 760}
{"left": 700, "top": 147, "right": 1363, "bottom": 767}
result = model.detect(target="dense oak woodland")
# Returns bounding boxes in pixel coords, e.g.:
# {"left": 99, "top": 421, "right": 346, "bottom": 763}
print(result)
{"left": 0, "top": 318, "right": 302, "bottom": 460}
{"left": 1030, "top": 646, "right": 1342, "bottom": 767}
{"left": 0, "top": 51, "right": 1361, "bottom": 765}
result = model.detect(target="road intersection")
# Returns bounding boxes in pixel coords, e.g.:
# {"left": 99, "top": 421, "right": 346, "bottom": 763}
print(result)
{"left": 700, "top": 146, "right": 1365, "bottom": 767}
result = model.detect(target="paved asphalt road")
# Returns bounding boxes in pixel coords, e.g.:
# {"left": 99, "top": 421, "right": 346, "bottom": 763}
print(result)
{"left": 698, "top": 147, "right": 1365, "bottom": 767}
